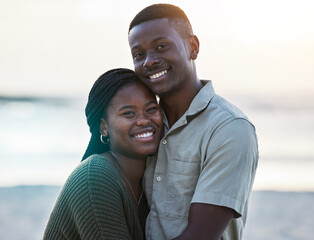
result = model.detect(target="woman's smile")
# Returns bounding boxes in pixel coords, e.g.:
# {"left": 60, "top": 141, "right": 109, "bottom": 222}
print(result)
{"left": 101, "top": 82, "right": 163, "bottom": 159}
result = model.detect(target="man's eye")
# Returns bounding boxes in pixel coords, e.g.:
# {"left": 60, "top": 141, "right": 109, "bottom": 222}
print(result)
{"left": 133, "top": 52, "right": 143, "bottom": 59}
{"left": 157, "top": 44, "right": 167, "bottom": 50}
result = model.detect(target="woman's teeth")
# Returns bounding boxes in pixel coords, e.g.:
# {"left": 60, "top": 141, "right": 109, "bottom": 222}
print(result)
{"left": 134, "top": 132, "right": 153, "bottom": 139}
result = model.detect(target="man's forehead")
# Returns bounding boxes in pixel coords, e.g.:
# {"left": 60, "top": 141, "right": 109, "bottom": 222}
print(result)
{"left": 129, "top": 18, "right": 173, "bottom": 35}
{"left": 128, "top": 18, "right": 179, "bottom": 43}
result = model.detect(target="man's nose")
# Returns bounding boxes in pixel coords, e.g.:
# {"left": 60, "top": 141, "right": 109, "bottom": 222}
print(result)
{"left": 143, "top": 51, "right": 160, "bottom": 68}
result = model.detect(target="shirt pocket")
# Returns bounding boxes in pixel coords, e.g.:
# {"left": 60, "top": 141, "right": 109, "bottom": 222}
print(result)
{"left": 165, "top": 159, "right": 200, "bottom": 218}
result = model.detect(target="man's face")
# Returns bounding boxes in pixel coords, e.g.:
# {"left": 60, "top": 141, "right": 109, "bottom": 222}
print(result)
{"left": 128, "top": 18, "right": 193, "bottom": 97}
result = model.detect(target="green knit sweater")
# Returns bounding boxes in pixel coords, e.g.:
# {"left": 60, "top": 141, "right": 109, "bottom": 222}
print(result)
{"left": 43, "top": 154, "right": 149, "bottom": 240}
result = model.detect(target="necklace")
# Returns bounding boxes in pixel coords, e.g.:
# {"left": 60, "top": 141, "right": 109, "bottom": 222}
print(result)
{"left": 109, "top": 152, "right": 143, "bottom": 205}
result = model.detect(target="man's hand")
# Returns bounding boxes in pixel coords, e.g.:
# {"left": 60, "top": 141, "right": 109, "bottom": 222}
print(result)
{"left": 172, "top": 203, "right": 235, "bottom": 240}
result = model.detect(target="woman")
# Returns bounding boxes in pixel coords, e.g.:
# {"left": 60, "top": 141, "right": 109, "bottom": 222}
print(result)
{"left": 43, "top": 68, "right": 163, "bottom": 239}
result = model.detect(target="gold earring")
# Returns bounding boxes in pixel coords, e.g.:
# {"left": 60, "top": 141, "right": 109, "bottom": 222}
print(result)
{"left": 100, "top": 134, "right": 110, "bottom": 144}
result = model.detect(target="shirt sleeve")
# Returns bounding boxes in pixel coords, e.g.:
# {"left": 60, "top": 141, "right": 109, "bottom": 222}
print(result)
{"left": 192, "top": 118, "right": 259, "bottom": 217}
{"left": 43, "top": 158, "right": 133, "bottom": 239}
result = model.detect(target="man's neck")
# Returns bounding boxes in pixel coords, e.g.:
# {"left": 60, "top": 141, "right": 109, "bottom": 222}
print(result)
{"left": 160, "top": 79, "right": 203, "bottom": 128}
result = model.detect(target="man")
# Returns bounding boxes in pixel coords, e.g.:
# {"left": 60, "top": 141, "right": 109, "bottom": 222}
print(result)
{"left": 128, "top": 4, "right": 258, "bottom": 240}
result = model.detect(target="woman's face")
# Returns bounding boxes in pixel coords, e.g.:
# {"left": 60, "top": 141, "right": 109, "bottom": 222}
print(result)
{"left": 101, "top": 82, "right": 163, "bottom": 159}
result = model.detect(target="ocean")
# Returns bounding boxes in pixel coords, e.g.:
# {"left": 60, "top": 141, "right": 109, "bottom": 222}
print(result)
{"left": 0, "top": 95, "right": 314, "bottom": 239}
{"left": 1, "top": 94, "right": 313, "bottom": 190}
{"left": 0, "top": 96, "right": 89, "bottom": 187}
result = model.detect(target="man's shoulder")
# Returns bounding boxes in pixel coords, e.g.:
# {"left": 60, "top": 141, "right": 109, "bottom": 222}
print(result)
{"left": 195, "top": 93, "right": 256, "bottom": 135}
{"left": 194, "top": 80, "right": 249, "bottom": 121}
{"left": 209, "top": 94, "right": 250, "bottom": 122}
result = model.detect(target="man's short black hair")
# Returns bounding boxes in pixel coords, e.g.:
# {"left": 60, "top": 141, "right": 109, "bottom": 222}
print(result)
{"left": 128, "top": 4, "right": 193, "bottom": 38}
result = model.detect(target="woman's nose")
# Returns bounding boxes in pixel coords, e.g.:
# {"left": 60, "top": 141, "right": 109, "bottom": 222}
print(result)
{"left": 136, "top": 116, "right": 150, "bottom": 126}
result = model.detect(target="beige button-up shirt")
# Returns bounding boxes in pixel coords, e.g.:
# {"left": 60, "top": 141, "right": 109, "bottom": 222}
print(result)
{"left": 143, "top": 81, "right": 259, "bottom": 240}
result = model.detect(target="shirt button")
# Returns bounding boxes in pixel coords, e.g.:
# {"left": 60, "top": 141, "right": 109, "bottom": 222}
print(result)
{"left": 156, "top": 176, "right": 162, "bottom": 182}
{"left": 162, "top": 139, "right": 167, "bottom": 145}
{"left": 152, "top": 212, "right": 157, "bottom": 218}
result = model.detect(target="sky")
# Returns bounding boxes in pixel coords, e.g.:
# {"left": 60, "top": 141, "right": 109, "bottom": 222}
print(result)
{"left": 1, "top": 0, "right": 314, "bottom": 98}
{"left": 1, "top": 0, "right": 314, "bottom": 191}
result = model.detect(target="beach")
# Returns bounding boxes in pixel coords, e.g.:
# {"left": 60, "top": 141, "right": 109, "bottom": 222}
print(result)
{"left": 0, "top": 186, "right": 313, "bottom": 240}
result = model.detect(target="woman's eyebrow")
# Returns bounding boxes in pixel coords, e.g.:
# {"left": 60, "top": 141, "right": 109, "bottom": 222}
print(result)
{"left": 145, "top": 101, "right": 157, "bottom": 106}
{"left": 118, "top": 101, "right": 156, "bottom": 111}
{"left": 118, "top": 105, "right": 135, "bottom": 111}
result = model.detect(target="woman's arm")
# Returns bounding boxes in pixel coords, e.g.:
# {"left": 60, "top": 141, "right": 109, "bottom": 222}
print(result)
{"left": 44, "top": 158, "right": 133, "bottom": 239}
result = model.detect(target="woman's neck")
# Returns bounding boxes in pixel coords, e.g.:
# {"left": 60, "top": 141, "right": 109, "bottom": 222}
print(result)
{"left": 107, "top": 151, "right": 146, "bottom": 191}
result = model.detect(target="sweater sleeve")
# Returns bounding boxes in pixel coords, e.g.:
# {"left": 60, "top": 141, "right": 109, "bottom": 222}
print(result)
{"left": 43, "top": 156, "right": 133, "bottom": 240}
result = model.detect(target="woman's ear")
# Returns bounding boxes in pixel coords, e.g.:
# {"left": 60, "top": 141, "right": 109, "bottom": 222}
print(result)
{"left": 100, "top": 118, "right": 109, "bottom": 136}
{"left": 189, "top": 35, "right": 200, "bottom": 60}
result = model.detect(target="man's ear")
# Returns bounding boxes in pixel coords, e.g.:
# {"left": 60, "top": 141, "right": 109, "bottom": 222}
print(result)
{"left": 189, "top": 35, "right": 200, "bottom": 60}
{"left": 100, "top": 118, "right": 109, "bottom": 136}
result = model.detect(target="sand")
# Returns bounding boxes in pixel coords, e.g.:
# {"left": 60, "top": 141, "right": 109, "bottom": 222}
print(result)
{"left": 0, "top": 186, "right": 313, "bottom": 240}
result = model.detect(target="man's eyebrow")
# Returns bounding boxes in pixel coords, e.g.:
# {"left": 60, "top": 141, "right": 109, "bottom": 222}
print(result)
{"left": 152, "top": 36, "right": 168, "bottom": 42}
{"left": 131, "top": 36, "right": 169, "bottom": 51}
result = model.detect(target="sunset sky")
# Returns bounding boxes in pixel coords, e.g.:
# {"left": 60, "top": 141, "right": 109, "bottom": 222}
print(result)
{"left": 1, "top": 0, "right": 314, "bottom": 191}
{"left": 1, "top": 0, "right": 314, "bottom": 97}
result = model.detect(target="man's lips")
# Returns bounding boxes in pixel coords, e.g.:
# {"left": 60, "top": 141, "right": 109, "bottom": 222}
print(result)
{"left": 149, "top": 70, "right": 167, "bottom": 81}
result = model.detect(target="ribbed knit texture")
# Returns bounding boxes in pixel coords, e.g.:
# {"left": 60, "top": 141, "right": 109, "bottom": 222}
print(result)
{"left": 43, "top": 154, "right": 148, "bottom": 240}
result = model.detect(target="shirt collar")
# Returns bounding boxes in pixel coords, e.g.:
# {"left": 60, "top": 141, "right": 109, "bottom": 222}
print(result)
{"left": 161, "top": 80, "right": 215, "bottom": 131}
{"left": 185, "top": 80, "right": 215, "bottom": 117}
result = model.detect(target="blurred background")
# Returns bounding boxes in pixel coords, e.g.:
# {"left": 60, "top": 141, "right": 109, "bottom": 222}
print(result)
{"left": 1, "top": 0, "right": 314, "bottom": 239}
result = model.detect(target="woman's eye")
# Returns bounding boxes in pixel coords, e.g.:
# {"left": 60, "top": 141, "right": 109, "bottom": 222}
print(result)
{"left": 147, "top": 106, "right": 157, "bottom": 113}
{"left": 122, "top": 111, "right": 135, "bottom": 117}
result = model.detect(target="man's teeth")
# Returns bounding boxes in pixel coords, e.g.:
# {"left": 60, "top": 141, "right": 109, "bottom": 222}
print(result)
{"left": 149, "top": 70, "right": 167, "bottom": 79}
{"left": 134, "top": 132, "right": 153, "bottom": 139}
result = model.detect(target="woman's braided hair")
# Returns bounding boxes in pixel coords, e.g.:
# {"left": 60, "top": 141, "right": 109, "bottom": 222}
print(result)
{"left": 82, "top": 68, "right": 142, "bottom": 161}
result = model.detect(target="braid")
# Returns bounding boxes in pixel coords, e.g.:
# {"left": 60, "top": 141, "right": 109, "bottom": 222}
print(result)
{"left": 82, "top": 68, "right": 142, "bottom": 161}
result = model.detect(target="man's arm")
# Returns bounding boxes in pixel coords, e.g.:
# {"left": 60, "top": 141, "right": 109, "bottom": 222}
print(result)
{"left": 173, "top": 119, "right": 258, "bottom": 240}
{"left": 172, "top": 203, "right": 235, "bottom": 240}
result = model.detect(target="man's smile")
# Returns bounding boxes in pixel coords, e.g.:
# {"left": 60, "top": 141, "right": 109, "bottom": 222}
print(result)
{"left": 149, "top": 70, "right": 167, "bottom": 80}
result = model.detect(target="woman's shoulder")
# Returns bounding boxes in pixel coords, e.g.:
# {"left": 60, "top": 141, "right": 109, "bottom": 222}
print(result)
{"left": 72, "top": 154, "right": 118, "bottom": 182}
{"left": 53, "top": 154, "right": 126, "bottom": 213}
{"left": 84, "top": 153, "right": 111, "bottom": 169}
{"left": 85, "top": 154, "right": 119, "bottom": 181}
{"left": 44, "top": 154, "right": 129, "bottom": 239}
{"left": 61, "top": 154, "right": 120, "bottom": 196}
{"left": 84, "top": 153, "right": 109, "bottom": 164}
